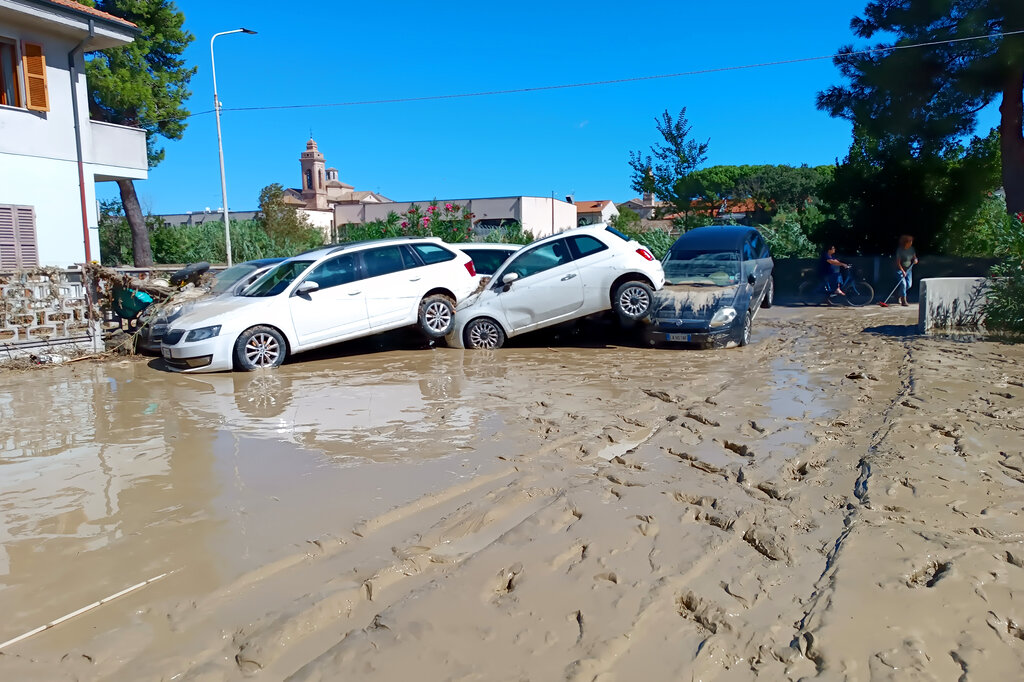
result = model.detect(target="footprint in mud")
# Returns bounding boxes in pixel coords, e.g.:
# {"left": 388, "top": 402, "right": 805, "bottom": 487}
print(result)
{"left": 684, "top": 409, "right": 721, "bottom": 427}
{"left": 492, "top": 562, "right": 524, "bottom": 598}
{"left": 677, "top": 591, "right": 733, "bottom": 634}
{"left": 594, "top": 571, "right": 619, "bottom": 585}
{"left": 635, "top": 514, "right": 658, "bottom": 537}
{"left": 720, "top": 439, "right": 755, "bottom": 458}
{"left": 906, "top": 559, "right": 952, "bottom": 588}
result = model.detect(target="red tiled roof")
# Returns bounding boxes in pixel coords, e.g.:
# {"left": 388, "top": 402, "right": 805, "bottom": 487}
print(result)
{"left": 42, "top": 0, "right": 138, "bottom": 28}
{"left": 575, "top": 200, "right": 611, "bottom": 213}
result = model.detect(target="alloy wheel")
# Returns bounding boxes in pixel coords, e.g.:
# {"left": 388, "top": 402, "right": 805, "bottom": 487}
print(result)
{"left": 423, "top": 301, "right": 452, "bottom": 334}
{"left": 468, "top": 320, "right": 502, "bottom": 349}
{"left": 245, "top": 332, "right": 281, "bottom": 367}
{"left": 618, "top": 286, "right": 650, "bottom": 318}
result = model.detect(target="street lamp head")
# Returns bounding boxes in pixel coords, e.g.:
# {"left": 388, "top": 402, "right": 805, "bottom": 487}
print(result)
{"left": 240, "top": 28, "right": 257, "bottom": 34}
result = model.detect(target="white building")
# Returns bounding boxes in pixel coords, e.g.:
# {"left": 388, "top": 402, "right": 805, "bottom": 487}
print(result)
{"left": 573, "top": 199, "right": 619, "bottom": 226}
{"left": 0, "top": 0, "right": 148, "bottom": 269}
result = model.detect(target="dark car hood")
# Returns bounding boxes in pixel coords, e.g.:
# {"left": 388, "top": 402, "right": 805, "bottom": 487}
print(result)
{"left": 651, "top": 284, "right": 742, "bottom": 321}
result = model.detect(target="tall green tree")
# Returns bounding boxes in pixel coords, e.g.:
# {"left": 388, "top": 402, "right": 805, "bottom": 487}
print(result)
{"left": 817, "top": 0, "right": 1024, "bottom": 213}
{"left": 628, "top": 108, "right": 709, "bottom": 220}
{"left": 82, "top": 0, "right": 196, "bottom": 266}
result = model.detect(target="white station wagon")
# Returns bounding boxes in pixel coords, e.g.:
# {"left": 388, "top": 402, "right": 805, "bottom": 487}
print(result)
{"left": 161, "top": 237, "right": 478, "bottom": 372}
{"left": 447, "top": 225, "right": 666, "bottom": 349}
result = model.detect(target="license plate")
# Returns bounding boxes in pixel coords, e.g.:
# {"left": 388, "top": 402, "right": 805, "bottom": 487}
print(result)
{"left": 161, "top": 347, "right": 171, "bottom": 359}
{"left": 668, "top": 333, "right": 691, "bottom": 342}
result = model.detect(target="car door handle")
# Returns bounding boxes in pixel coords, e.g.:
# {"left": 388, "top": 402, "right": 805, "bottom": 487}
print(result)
{"left": 561, "top": 273, "right": 577, "bottom": 281}
{"left": 409, "top": 277, "right": 421, "bottom": 282}
{"left": 349, "top": 291, "right": 362, "bottom": 295}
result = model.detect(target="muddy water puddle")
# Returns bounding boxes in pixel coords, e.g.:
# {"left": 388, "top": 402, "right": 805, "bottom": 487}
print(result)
{"left": 0, "top": 323, "right": 847, "bottom": 671}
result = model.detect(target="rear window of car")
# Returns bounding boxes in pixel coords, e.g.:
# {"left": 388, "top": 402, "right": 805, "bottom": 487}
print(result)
{"left": 412, "top": 243, "right": 456, "bottom": 265}
{"left": 461, "top": 248, "right": 514, "bottom": 275}
{"left": 604, "top": 226, "right": 632, "bottom": 242}
{"left": 567, "top": 235, "right": 608, "bottom": 259}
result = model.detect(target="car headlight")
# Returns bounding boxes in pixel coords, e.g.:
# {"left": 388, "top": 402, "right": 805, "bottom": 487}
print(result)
{"left": 185, "top": 325, "right": 221, "bottom": 342}
{"left": 709, "top": 307, "right": 737, "bottom": 328}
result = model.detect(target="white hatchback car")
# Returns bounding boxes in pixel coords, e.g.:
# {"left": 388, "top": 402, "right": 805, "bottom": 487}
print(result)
{"left": 161, "top": 237, "right": 478, "bottom": 372}
{"left": 447, "top": 225, "right": 665, "bottom": 349}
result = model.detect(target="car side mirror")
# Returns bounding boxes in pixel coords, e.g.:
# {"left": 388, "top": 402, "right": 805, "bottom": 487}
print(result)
{"left": 747, "top": 274, "right": 756, "bottom": 285}
{"left": 500, "top": 272, "right": 519, "bottom": 291}
{"left": 295, "top": 281, "right": 319, "bottom": 296}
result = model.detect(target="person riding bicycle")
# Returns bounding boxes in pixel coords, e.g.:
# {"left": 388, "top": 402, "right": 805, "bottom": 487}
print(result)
{"left": 819, "top": 245, "right": 850, "bottom": 298}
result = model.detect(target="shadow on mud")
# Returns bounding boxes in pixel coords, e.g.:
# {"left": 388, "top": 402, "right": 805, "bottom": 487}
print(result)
{"left": 862, "top": 324, "right": 920, "bottom": 338}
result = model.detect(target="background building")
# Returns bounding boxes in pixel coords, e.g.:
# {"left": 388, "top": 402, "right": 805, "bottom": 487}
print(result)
{"left": 0, "top": 0, "right": 148, "bottom": 268}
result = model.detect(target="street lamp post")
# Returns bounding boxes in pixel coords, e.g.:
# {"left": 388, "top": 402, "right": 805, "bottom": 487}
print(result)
{"left": 211, "top": 27, "right": 256, "bottom": 267}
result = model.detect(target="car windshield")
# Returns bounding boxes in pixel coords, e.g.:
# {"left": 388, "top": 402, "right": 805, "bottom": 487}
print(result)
{"left": 663, "top": 250, "right": 741, "bottom": 286}
{"left": 462, "top": 249, "right": 515, "bottom": 275}
{"left": 211, "top": 263, "right": 262, "bottom": 294}
{"left": 243, "top": 260, "right": 314, "bottom": 297}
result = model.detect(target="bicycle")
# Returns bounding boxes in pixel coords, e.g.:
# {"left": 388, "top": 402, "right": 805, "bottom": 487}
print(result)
{"left": 798, "top": 266, "right": 874, "bottom": 307}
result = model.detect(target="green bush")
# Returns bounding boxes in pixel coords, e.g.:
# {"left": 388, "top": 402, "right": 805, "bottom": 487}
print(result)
{"left": 758, "top": 213, "right": 818, "bottom": 258}
{"left": 336, "top": 202, "right": 535, "bottom": 246}
{"left": 984, "top": 213, "right": 1024, "bottom": 335}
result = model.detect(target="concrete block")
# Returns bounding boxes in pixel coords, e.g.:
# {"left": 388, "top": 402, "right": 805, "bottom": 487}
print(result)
{"left": 918, "top": 277, "right": 989, "bottom": 332}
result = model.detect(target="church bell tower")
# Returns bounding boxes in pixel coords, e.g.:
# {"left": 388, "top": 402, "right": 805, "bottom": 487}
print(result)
{"left": 300, "top": 138, "right": 327, "bottom": 210}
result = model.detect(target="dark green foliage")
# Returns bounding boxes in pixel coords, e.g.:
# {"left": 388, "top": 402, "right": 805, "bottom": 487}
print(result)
{"left": 817, "top": 128, "right": 1005, "bottom": 254}
{"left": 98, "top": 187, "right": 323, "bottom": 265}
{"left": 984, "top": 213, "right": 1024, "bottom": 334}
{"left": 758, "top": 213, "right": 819, "bottom": 258}
{"left": 817, "top": 0, "right": 1024, "bottom": 214}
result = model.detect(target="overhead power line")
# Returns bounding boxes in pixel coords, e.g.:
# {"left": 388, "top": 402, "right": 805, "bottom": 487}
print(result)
{"left": 158, "top": 28, "right": 1024, "bottom": 126}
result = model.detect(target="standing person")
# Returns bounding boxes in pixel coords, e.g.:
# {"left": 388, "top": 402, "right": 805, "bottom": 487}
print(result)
{"left": 895, "top": 235, "right": 919, "bottom": 307}
{"left": 819, "top": 245, "right": 849, "bottom": 300}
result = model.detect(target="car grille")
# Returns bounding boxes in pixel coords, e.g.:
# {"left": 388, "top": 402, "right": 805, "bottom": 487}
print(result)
{"left": 163, "top": 329, "right": 185, "bottom": 345}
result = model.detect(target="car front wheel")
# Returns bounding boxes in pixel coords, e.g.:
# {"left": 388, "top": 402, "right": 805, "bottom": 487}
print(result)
{"left": 464, "top": 318, "right": 506, "bottom": 350}
{"left": 418, "top": 295, "right": 455, "bottom": 338}
{"left": 613, "top": 281, "right": 654, "bottom": 320}
{"left": 738, "top": 311, "right": 752, "bottom": 347}
{"left": 234, "top": 326, "right": 287, "bottom": 371}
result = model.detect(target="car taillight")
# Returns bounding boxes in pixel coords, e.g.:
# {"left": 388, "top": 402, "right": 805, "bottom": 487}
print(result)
{"left": 464, "top": 260, "right": 477, "bottom": 277}
{"left": 636, "top": 248, "right": 654, "bottom": 261}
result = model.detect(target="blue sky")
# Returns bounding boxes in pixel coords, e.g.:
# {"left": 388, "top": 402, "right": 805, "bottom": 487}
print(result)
{"left": 99, "top": 0, "right": 991, "bottom": 214}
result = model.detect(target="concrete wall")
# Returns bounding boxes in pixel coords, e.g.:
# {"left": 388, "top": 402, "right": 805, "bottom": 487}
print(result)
{"left": 918, "top": 277, "right": 989, "bottom": 332}
{"left": 0, "top": 17, "right": 147, "bottom": 267}
{"left": 519, "top": 197, "right": 576, "bottom": 238}
{"left": 0, "top": 267, "right": 103, "bottom": 359}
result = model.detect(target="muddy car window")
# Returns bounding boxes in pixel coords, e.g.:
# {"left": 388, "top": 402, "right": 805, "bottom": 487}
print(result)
{"left": 506, "top": 240, "right": 572, "bottom": 279}
{"left": 244, "top": 260, "right": 315, "bottom": 297}
{"left": 304, "top": 254, "right": 359, "bottom": 290}
{"left": 663, "top": 250, "right": 740, "bottom": 286}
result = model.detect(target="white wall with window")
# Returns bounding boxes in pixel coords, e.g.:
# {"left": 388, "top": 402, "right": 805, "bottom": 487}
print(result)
{"left": 0, "top": 0, "right": 147, "bottom": 269}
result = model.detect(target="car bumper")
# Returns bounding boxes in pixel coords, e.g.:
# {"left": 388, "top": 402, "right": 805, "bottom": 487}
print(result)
{"left": 646, "top": 323, "right": 734, "bottom": 346}
{"left": 161, "top": 335, "right": 235, "bottom": 373}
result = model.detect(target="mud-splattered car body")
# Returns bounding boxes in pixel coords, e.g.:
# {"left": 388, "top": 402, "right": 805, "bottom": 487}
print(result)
{"left": 647, "top": 225, "right": 774, "bottom": 348}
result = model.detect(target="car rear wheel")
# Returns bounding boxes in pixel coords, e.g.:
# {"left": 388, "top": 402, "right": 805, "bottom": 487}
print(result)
{"left": 761, "top": 276, "right": 774, "bottom": 308}
{"left": 418, "top": 294, "right": 455, "bottom": 338}
{"left": 234, "top": 326, "right": 287, "bottom": 371}
{"left": 464, "top": 318, "right": 505, "bottom": 350}
{"left": 613, "top": 281, "right": 654, "bottom": 320}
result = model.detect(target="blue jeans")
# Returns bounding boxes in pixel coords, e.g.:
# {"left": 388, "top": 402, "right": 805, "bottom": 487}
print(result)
{"left": 897, "top": 269, "right": 912, "bottom": 297}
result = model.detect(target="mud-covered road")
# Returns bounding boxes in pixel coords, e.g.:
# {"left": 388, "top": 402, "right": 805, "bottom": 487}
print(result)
{"left": 1, "top": 306, "right": 1023, "bottom": 681}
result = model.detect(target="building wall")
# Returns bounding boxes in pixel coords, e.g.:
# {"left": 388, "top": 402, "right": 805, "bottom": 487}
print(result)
{"left": 334, "top": 197, "right": 577, "bottom": 240}
{"left": 299, "top": 208, "right": 334, "bottom": 239}
{"left": 519, "top": 197, "right": 576, "bottom": 238}
{"left": 0, "top": 19, "right": 146, "bottom": 266}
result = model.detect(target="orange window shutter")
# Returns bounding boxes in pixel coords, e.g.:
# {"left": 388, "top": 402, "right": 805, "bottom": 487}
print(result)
{"left": 21, "top": 42, "right": 49, "bottom": 112}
